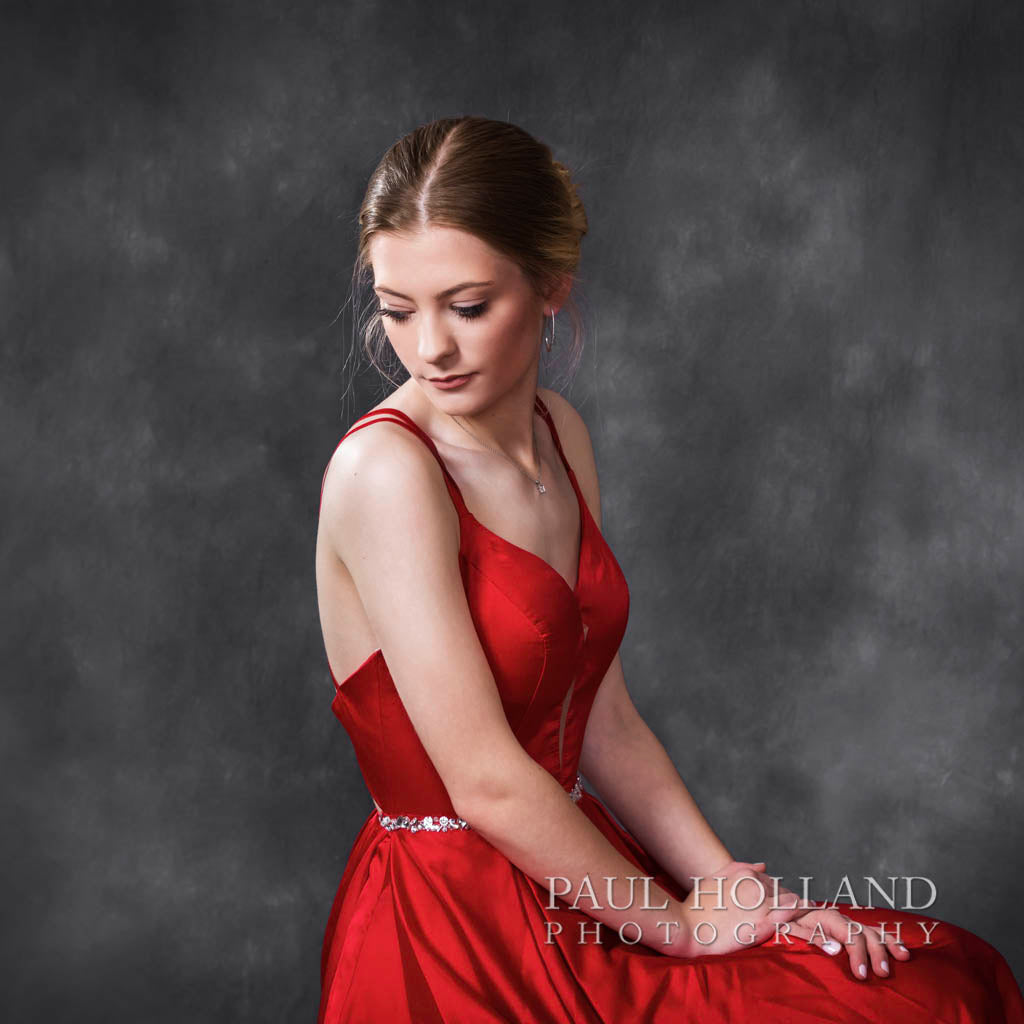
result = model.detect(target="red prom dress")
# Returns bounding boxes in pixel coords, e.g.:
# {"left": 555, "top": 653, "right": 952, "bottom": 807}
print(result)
{"left": 317, "top": 395, "right": 1024, "bottom": 1023}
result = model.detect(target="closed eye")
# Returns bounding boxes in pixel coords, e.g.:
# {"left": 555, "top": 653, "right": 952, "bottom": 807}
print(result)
{"left": 379, "top": 302, "right": 488, "bottom": 323}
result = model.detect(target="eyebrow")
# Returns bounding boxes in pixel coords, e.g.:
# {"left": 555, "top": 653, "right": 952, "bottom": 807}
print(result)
{"left": 373, "top": 280, "right": 495, "bottom": 302}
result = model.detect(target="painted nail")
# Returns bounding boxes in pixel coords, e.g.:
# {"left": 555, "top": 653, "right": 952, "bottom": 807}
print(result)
{"left": 823, "top": 940, "right": 842, "bottom": 955}
{"left": 857, "top": 963, "right": 867, "bottom": 978}
{"left": 880, "top": 959, "right": 889, "bottom": 974}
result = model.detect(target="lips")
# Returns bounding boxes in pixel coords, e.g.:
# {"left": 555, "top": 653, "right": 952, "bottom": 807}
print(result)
{"left": 428, "top": 372, "right": 475, "bottom": 390}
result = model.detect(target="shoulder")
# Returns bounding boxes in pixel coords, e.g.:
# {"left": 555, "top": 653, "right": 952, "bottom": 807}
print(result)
{"left": 537, "top": 387, "right": 602, "bottom": 528}
{"left": 537, "top": 386, "right": 585, "bottom": 438}
{"left": 319, "top": 417, "right": 458, "bottom": 563}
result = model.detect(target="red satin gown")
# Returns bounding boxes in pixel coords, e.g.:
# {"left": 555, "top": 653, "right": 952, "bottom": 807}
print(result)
{"left": 317, "top": 395, "right": 1024, "bottom": 1023}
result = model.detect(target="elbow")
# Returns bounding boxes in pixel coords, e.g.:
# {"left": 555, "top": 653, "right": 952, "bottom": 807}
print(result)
{"left": 448, "top": 773, "right": 516, "bottom": 823}
{"left": 446, "top": 753, "right": 541, "bottom": 823}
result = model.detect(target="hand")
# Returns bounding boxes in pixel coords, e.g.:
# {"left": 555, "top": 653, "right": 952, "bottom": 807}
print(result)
{"left": 782, "top": 903, "right": 913, "bottom": 980}
{"left": 666, "top": 859, "right": 817, "bottom": 958}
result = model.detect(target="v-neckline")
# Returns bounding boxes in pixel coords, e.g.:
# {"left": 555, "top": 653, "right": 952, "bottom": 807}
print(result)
{"left": 463, "top": 454, "right": 587, "bottom": 604}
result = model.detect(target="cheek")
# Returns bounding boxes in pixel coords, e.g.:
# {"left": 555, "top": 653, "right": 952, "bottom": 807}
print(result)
{"left": 479, "top": 333, "right": 533, "bottom": 383}
{"left": 486, "top": 306, "right": 540, "bottom": 359}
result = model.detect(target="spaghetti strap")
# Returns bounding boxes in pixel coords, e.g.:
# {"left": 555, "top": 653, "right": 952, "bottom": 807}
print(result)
{"left": 321, "top": 395, "right": 573, "bottom": 515}
{"left": 533, "top": 393, "right": 577, "bottom": 482}
{"left": 319, "top": 407, "right": 470, "bottom": 518}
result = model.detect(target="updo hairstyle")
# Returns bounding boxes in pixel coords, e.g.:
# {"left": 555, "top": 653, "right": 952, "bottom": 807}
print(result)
{"left": 346, "top": 116, "right": 589, "bottom": 391}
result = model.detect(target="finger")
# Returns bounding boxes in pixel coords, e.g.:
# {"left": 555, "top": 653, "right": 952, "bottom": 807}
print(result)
{"left": 861, "top": 924, "right": 893, "bottom": 979}
{"left": 743, "top": 874, "right": 806, "bottom": 910}
{"left": 753, "top": 875, "right": 795, "bottom": 903}
{"left": 819, "top": 912, "right": 871, "bottom": 981}
{"left": 765, "top": 884, "right": 819, "bottom": 917}
{"left": 728, "top": 870, "right": 796, "bottom": 908}
{"left": 873, "top": 925, "right": 912, "bottom": 962}
{"left": 728, "top": 873, "right": 819, "bottom": 923}
{"left": 750, "top": 874, "right": 827, "bottom": 913}
{"left": 780, "top": 920, "right": 844, "bottom": 958}
{"left": 770, "top": 887, "right": 832, "bottom": 914}
{"left": 732, "top": 861, "right": 768, "bottom": 876}
{"left": 721, "top": 875, "right": 814, "bottom": 927}
{"left": 850, "top": 920, "right": 911, "bottom": 965}
{"left": 765, "top": 894, "right": 819, "bottom": 923}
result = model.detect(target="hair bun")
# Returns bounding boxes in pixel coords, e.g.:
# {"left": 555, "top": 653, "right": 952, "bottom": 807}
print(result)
{"left": 551, "top": 159, "right": 588, "bottom": 240}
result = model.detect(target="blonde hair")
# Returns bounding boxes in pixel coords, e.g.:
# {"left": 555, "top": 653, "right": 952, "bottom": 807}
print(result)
{"left": 344, "top": 116, "right": 589, "bottom": 396}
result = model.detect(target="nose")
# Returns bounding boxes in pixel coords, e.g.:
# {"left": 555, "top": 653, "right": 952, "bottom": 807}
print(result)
{"left": 416, "top": 313, "right": 458, "bottom": 363}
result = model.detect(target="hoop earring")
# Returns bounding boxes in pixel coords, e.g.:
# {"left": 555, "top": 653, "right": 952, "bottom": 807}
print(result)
{"left": 543, "top": 309, "right": 555, "bottom": 353}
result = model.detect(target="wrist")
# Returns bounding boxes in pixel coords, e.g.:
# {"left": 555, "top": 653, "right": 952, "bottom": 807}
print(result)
{"left": 666, "top": 899, "right": 698, "bottom": 958}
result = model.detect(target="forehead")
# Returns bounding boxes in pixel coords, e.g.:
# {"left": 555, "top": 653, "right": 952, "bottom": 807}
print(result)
{"left": 369, "top": 225, "right": 515, "bottom": 291}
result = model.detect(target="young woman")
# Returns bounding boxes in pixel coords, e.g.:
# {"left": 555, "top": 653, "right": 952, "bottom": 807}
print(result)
{"left": 315, "top": 116, "right": 1024, "bottom": 1022}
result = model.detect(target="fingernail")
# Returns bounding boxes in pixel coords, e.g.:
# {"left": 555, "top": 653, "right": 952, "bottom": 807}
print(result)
{"left": 880, "top": 959, "right": 889, "bottom": 974}
{"left": 857, "top": 964, "right": 867, "bottom": 979}
{"left": 823, "top": 940, "right": 841, "bottom": 955}
{"left": 898, "top": 944, "right": 909, "bottom": 954}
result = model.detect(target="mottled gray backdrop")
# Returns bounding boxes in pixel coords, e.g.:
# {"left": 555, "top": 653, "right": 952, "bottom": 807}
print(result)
{"left": 3, "top": 0, "right": 1022, "bottom": 1019}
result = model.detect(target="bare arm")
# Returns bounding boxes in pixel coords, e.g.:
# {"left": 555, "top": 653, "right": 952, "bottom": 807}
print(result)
{"left": 319, "top": 422, "right": 691, "bottom": 955}
{"left": 581, "top": 653, "right": 734, "bottom": 890}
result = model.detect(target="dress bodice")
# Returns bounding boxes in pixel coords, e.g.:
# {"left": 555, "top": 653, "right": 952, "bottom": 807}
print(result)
{"left": 319, "top": 394, "right": 631, "bottom": 819}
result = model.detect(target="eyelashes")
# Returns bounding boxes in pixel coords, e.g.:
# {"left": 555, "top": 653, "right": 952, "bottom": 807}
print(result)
{"left": 379, "top": 302, "right": 488, "bottom": 324}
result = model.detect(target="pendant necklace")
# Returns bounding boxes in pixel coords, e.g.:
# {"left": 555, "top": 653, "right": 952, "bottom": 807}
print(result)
{"left": 450, "top": 412, "right": 546, "bottom": 494}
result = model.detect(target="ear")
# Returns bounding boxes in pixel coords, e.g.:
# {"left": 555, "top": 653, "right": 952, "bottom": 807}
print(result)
{"left": 545, "top": 272, "right": 574, "bottom": 316}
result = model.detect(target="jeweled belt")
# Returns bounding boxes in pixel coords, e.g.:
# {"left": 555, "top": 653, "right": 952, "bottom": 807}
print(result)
{"left": 376, "top": 773, "right": 584, "bottom": 833}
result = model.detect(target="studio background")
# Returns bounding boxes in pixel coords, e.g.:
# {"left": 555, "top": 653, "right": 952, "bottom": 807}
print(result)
{"left": 3, "top": 1, "right": 1022, "bottom": 1019}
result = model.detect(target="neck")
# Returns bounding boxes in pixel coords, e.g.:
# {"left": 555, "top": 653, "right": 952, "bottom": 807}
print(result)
{"left": 420, "top": 375, "right": 542, "bottom": 463}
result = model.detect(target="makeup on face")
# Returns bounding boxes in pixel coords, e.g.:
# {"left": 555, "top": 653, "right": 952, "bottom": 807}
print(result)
{"left": 427, "top": 373, "right": 477, "bottom": 391}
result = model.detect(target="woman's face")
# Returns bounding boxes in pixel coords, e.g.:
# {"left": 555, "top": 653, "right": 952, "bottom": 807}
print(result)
{"left": 368, "top": 225, "right": 547, "bottom": 411}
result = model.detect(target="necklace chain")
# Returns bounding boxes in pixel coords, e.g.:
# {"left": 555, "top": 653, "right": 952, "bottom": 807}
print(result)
{"left": 450, "top": 409, "right": 547, "bottom": 494}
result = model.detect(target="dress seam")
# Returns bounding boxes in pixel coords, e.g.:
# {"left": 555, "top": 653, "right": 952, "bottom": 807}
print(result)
{"left": 460, "top": 551, "right": 552, "bottom": 733}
